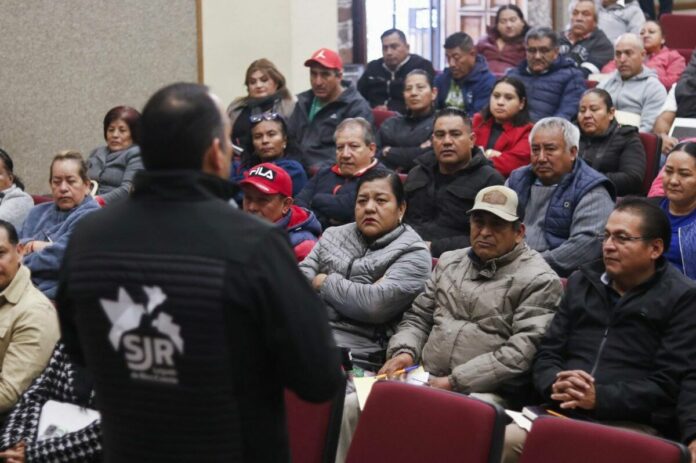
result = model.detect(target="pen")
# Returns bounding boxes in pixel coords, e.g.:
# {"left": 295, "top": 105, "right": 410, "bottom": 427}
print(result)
{"left": 374, "top": 364, "right": 420, "bottom": 381}
{"left": 545, "top": 409, "right": 568, "bottom": 419}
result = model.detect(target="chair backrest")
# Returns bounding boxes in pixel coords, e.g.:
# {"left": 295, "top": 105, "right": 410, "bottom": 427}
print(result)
{"left": 346, "top": 381, "right": 506, "bottom": 463}
{"left": 284, "top": 373, "right": 346, "bottom": 463}
{"left": 660, "top": 14, "right": 696, "bottom": 49}
{"left": 518, "top": 416, "right": 691, "bottom": 463}
{"left": 676, "top": 48, "right": 693, "bottom": 66}
{"left": 372, "top": 108, "right": 397, "bottom": 130}
{"left": 639, "top": 131, "right": 662, "bottom": 195}
{"left": 31, "top": 194, "right": 53, "bottom": 205}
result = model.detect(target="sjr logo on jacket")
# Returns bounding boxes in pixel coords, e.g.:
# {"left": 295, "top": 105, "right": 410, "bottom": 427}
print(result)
{"left": 100, "top": 286, "right": 184, "bottom": 384}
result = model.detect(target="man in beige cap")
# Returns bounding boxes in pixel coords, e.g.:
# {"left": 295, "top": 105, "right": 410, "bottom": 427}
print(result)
{"left": 337, "top": 186, "right": 563, "bottom": 461}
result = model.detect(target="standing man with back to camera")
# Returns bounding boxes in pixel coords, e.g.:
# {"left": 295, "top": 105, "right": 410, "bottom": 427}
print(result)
{"left": 57, "top": 82, "right": 343, "bottom": 462}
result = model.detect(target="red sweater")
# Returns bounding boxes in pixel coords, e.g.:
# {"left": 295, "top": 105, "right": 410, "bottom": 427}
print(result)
{"left": 472, "top": 113, "right": 532, "bottom": 177}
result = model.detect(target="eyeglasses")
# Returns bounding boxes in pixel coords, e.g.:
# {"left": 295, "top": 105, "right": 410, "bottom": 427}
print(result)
{"left": 596, "top": 232, "right": 650, "bottom": 245}
{"left": 249, "top": 112, "right": 282, "bottom": 124}
{"left": 526, "top": 47, "right": 553, "bottom": 55}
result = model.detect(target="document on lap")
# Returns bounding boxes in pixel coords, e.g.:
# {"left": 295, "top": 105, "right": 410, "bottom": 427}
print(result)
{"left": 353, "top": 366, "right": 430, "bottom": 410}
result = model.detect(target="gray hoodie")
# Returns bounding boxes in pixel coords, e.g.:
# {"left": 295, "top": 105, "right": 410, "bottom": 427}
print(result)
{"left": 598, "top": 0, "right": 646, "bottom": 44}
{"left": 598, "top": 66, "right": 667, "bottom": 132}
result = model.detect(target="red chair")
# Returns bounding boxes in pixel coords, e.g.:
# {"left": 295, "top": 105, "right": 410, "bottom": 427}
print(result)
{"left": 639, "top": 132, "right": 662, "bottom": 195}
{"left": 676, "top": 48, "right": 694, "bottom": 66}
{"left": 31, "top": 194, "right": 53, "bottom": 205}
{"left": 518, "top": 416, "right": 690, "bottom": 463}
{"left": 585, "top": 79, "right": 599, "bottom": 89}
{"left": 372, "top": 108, "right": 396, "bottom": 130}
{"left": 346, "top": 381, "right": 505, "bottom": 463}
{"left": 660, "top": 14, "right": 696, "bottom": 49}
{"left": 284, "top": 373, "right": 346, "bottom": 463}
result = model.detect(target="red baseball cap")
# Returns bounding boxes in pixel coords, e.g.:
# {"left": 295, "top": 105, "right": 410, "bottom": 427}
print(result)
{"left": 239, "top": 163, "right": 293, "bottom": 197}
{"left": 304, "top": 48, "right": 343, "bottom": 72}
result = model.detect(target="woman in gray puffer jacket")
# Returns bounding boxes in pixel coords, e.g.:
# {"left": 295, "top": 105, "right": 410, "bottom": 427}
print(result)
{"left": 300, "top": 170, "right": 431, "bottom": 364}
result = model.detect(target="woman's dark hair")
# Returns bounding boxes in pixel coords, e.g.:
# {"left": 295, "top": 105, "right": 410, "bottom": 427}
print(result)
{"left": 103, "top": 106, "right": 142, "bottom": 145}
{"left": 356, "top": 169, "right": 405, "bottom": 207}
{"left": 404, "top": 69, "right": 434, "bottom": 88}
{"left": 580, "top": 88, "right": 615, "bottom": 111}
{"left": 241, "top": 113, "right": 300, "bottom": 168}
{"left": 0, "top": 148, "right": 24, "bottom": 191}
{"left": 50, "top": 150, "right": 90, "bottom": 184}
{"left": 480, "top": 77, "right": 530, "bottom": 126}
{"left": 669, "top": 141, "right": 696, "bottom": 158}
{"left": 494, "top": 4, "right": 530, "bottom": 38}
{"left": 614, "top": 197, "right": 671, "bottom": 251}
{"left": 0, "top": 219, "right": 18, "bottom": 245}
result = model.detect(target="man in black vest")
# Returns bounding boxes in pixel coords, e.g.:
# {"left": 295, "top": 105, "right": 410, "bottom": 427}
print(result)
{"left": 57, "top": 83, "right": 342, "bottom": 462}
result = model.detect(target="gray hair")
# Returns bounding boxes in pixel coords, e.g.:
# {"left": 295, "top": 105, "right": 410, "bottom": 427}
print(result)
{"left": 525, "top": 27, "right": 559, "bottom": 48}
{"left": 529, "top": 117, "right": 580, "bottom": 151}
{"left": 615, "top": 32, "right": 644, "bottom": 51}
{"left": 334, "top": 117, "right": 375, "bottom": 145}
{"left": 569, "top": 0, "right": 599, "bottom": 22}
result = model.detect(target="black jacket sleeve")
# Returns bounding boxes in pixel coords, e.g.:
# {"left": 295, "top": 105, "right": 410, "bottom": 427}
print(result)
{"left": 603, "top": 130, "right": 646, "bottom": 196}
{"left": 246, "top": 229, "right": 343, "bottom": 402}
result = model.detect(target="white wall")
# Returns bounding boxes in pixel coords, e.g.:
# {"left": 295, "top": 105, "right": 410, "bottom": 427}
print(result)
{"left": 201, "top": 0, "right": 339, "bottom": 108}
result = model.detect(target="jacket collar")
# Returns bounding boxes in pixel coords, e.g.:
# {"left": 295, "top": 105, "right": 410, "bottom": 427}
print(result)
{"left": 330, "top": 159, "right": 379, "bottom": 177}
{"left": 0, "top": 265, "right": 31, "bottom": 306}
{"left": 582, "top": 256, "right": 670, "bottom": 294}
{"left": 467, "top": 242, "right": 527, "bottom": 279}
{"left": 132, "top": 170, "right": 221, "bottom": 201}
{"left": 364, "top": 223, "right": 408, "bottom": 250}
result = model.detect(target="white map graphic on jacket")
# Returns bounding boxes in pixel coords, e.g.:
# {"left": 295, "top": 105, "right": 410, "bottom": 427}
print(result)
{"left": 100, "top": 286, "right": 184, "bottom": 353}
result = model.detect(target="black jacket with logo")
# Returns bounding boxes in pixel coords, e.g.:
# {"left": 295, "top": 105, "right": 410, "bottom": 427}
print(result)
{"left": 534, "top": 258, "right": 696, "bottom": 432}
{"left": 57, "top": 170, "right": 343, "bottom": 462}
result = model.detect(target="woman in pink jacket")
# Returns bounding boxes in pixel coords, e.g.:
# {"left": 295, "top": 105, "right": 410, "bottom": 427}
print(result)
{"left": 602, "top": 20, "right": 685, "bottom": 89}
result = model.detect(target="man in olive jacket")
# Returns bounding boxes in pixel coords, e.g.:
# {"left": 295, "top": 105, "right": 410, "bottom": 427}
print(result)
{"left": 337, "top": 186, "right": 562, "bottom": 461}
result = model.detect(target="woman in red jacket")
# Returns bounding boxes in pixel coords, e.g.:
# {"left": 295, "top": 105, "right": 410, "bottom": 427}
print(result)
{"left": 472, "top": 76, "right": 532, "bottom": 177}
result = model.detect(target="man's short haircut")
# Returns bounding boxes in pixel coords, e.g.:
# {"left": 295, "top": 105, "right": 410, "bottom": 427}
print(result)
{"left": 405, "top": 69, "right": 434, "bottom": 87}
{"left": 433, "top": 107, "right": 472, "bottom": 131}
{"left": 570, "top": 0, "right": 598, "bottom": 22}
{"left": 444, "top": 32, "right": 474, "bottom": 52}
{"left": 615, "top": 33, "right": 644, "bottom": 51}
{"left": 613, "top": 198, "right": 671, "bottom": 251}
{"left": 381, "top": 28, "right": 407, "bottom": 43}
{"left": 50, "top": 150, "right": 90, "bottom": 183}
{"left": 140, "top": 83, "right": 224, "bottom": 171}
{"left": 356, "top": 169, "right": 405, "bottom": 207}
{"left": 0, "top": 220, "right": 19, "bottom": 246}
{"left": 525, "top": 26, "right": 559, "bottom": 48}
{"left": 334, "top": 117, "right": 375, "bottom": 145}
{"left": 529, "top": 117, "right": 580, "bottom": 151}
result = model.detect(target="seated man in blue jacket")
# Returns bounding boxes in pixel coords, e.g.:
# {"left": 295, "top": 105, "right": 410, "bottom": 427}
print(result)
{"left": 508, "top": 27, "right": 586, "bottom": 122}
{"left": 434, "top": 32, "right": 495, "bottom": 116}
{"left": 506, "top": 117, "right": 615, "bottom": 277}
{"left": 503, "top": 199, "right": 696, "bottom": 463}
{"left": 295, "top": 117, "right": 384, "bottom": 229}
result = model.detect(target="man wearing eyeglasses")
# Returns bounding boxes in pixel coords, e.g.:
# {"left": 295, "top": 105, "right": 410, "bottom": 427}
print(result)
{"left": 507, "top": 27, "right": 585, "bottom": 122}
{"left": 506, "top": 117, "right": 615, "bottom": 277}
{"left": 503, "top": 198, "right": 696, "bottom": 463}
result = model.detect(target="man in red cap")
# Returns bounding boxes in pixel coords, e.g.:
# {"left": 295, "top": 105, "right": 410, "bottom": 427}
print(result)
{"left": 288, "top": 48, "right": 373, "bottom": 171}
{"left": 240, "top": 163, "right": 322, "bottom": 261}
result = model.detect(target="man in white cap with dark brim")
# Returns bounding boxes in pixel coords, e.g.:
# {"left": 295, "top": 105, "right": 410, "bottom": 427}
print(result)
{"left": 336, "top": 185, "right": 563, "bottom": 462}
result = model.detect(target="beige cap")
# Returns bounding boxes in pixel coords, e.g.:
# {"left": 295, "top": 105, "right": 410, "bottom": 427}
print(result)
{"left": 467, "top": 186, "right": 519, "bottom": 222}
